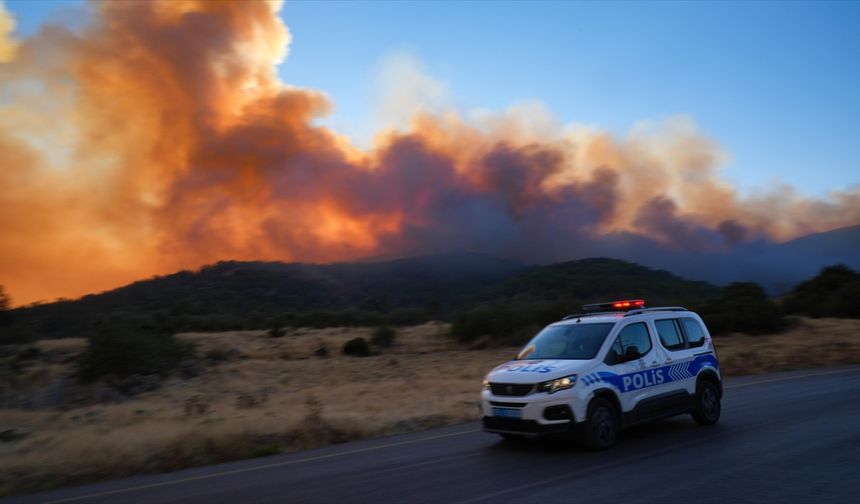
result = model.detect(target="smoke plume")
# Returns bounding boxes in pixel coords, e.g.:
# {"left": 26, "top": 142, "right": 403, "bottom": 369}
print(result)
{"left": 0, "top": 0, "right": 858, "bottom": 304}
{"left": 0, "top": 1, "right": 15, "bottom": 62}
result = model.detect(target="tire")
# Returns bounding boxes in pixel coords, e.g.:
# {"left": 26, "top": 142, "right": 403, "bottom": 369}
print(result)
{"left": 582, "top": 397, "right": 619, "bottom": 450}
{"left": 691, "top": 380, "right": 721, "bottom": 425}
{"left": 498, "top": 433, "right": 525, "bottom": 442}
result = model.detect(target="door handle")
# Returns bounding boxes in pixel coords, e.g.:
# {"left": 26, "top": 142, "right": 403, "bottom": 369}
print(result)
{"left": 665, "top": 358, "right": 673, "bottom": 364}
{"left": 650, "top": 361, "right": 660, "bottom": 367}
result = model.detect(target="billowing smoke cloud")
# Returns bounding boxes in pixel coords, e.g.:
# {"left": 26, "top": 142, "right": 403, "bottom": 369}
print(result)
{"left": 0, "top": 0, "right": 858, "bottom": 305}
{"left": 0, "top": 1, "right": 16, "bottom": 62}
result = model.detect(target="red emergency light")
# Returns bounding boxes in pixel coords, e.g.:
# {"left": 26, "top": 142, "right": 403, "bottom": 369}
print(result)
{"left": 582, "top": 299, "right": 646, "bottom": 312}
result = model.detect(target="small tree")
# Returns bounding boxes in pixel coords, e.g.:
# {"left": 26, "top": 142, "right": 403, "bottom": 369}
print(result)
{"left": 0, "top": 285, "right": 9, "bottom": 312}
{"left": 370, "top": 326, "right": 397, "bottom": 348}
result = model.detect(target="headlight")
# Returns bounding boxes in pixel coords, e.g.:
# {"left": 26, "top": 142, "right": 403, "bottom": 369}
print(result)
{"left": 482, "top": 378, "right": 490, "bottom": 391}
{"left": 537, "top": 374, "right": 577, "bottom": 394}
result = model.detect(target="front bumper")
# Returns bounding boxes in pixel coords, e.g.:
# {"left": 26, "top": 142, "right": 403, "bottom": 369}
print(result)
{"left": 480, "top": 389, "right": 581, "bottom": 436}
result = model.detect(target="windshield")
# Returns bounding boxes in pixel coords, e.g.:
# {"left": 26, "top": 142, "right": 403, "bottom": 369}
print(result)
{"left": 516, "top": 322, "right": 615, "bottom": 360}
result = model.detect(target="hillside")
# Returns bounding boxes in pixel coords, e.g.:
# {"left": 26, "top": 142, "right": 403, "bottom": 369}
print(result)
{"left": 483, "top": 257, "right": 718, "bottom": 305}
{"left": 0, "top": 255, "right": 720, "bottom": 341}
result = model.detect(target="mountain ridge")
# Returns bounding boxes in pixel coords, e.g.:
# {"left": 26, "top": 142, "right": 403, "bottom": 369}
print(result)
{"left": 2, "top": 254, "right": 717, "bottom": 341}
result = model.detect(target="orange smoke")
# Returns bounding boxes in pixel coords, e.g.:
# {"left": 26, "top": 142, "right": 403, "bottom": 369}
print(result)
{"left": 0, "top": 0, "right": 857, "bottom": 305}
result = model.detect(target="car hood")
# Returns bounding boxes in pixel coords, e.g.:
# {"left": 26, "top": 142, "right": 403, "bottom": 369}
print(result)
{"left": 486, "top": 359, "right": 594, "bottom": 384}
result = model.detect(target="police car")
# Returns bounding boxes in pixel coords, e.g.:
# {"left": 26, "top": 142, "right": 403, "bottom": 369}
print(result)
{"left": 481, "top": 300, "right": 722, "bottom": 449}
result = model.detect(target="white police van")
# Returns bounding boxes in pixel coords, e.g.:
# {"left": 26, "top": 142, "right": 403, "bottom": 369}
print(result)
{"left": 481, "top": 300, "right": 722, "bottom": 449}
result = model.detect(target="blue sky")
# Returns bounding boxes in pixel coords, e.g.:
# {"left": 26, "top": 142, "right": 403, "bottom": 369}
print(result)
{"left": 7, "top": 0, "right": 860, "bottom": 197}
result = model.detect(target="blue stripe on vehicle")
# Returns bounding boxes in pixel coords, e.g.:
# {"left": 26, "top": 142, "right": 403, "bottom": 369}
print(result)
{"left": 588, "top": 354, "right": 718, "bottom": 393}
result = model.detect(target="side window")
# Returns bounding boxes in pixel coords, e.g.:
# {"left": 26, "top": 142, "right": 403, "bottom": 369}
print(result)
{"left": 681, "top": 318, "right": 706, "bottom": 348}
{"left": 606, "top": 322, "right": 653, "bottom": 364}
{"left": 655, "top": 319, "right": 685, "bottom": 351}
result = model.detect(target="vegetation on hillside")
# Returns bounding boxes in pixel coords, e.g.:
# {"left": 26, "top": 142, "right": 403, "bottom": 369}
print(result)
{"left": 0, "top": 258, "right": 857, "bottom": 347}
{"left": 0, "top": 256, "right": 716, "bottom": 342}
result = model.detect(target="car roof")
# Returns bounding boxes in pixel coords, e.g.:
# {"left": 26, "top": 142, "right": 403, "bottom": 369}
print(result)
{"left": 553, "top": 307, "right": 698, "bottom": 327}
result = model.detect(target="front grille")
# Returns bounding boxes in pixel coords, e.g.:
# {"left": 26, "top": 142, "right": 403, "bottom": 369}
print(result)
{"left": 489, "top": 382, "right": 534, "bottom": 397}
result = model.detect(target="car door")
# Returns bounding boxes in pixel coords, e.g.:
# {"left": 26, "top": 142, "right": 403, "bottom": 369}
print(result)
{"left": 600, "top": 322, "right": 660, "bottom": 414}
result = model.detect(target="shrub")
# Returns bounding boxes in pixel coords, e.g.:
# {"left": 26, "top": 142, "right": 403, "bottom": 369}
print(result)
{"left": 784, "top": 265, "right": 860, "bottom": 318}
{"left": 370, "top": 326, "right": 397, "bottom": 348}
{"left": 76, "top": 325, "right": 196, "bottom": 382}
{"left": 694, "top": 282, "right": 785, "bottom": 335}
{"left": 342, "top": 337, "right": 372, "bottom": 357}
{"left": 269, "top": 325, "right": 287, "bottom": 338}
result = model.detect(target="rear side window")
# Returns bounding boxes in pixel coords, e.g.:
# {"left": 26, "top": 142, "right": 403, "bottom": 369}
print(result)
{"left": 655, "top": 319, "right": 685, "bottom": 351}
{"left": 681, "top": 318, "right": 706, "bottom": 348}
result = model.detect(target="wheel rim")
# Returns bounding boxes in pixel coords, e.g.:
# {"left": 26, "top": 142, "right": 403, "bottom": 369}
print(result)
{"left": 592, "top": 406, "right": 614, "bottom": 444}
{"left": 701, "top": 386, "right": 719, "bottom": 419}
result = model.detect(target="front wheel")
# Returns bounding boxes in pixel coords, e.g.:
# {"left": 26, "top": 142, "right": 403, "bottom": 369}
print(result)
{"left": 691, "top": 380, "right": 721, "bottom": 425}
{"left": 582, "top": 398, "right": 619, "bottom": 450}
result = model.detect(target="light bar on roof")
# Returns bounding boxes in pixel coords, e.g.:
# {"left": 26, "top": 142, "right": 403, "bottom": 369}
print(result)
{"left": 582, "top": 299, "right": 646, "bottom": 312}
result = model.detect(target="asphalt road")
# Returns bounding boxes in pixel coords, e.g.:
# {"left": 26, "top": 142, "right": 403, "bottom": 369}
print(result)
{"left": 8, "top": 365, "right": 860, "bottom": 504}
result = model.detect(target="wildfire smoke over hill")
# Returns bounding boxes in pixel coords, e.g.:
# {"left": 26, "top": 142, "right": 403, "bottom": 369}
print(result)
{"left": 0, "top": 0, "right": 858, "bottom": 305}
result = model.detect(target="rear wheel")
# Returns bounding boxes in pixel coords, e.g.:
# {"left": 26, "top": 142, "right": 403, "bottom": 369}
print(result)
{"left": 691, "top": 380, "right": 721, "bottom": 425}
{"left": 582, "top": 398, "right": 618, "bottom": 450}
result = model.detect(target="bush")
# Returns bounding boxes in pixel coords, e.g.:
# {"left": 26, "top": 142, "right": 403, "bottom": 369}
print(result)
{"left": 694, "top": 282, "right": 785, "bottom": 335}
{"left": 784, "top": 265, "right": 860, "bottom": 318}
{"left": 76, "top": 325, "right": 196, "bottom": 382}
{"left": 342, "top": 337, "right": 372, "bottom": 357}
{"left": 269, "top": 325, "right": 287, "bottom": 338}
{"left": 370, "top": 326, "right": 397, "bottom": 348}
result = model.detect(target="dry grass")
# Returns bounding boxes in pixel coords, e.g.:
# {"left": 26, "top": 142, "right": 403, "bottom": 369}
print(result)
{"left": 716, "top": 317, "right": 860, "bottom": 375}
{"left": 1, "top": 318, "right": 858, "bottom": 496}
{"left": 0, "top": 323, "right": 511, "bottom": 495}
